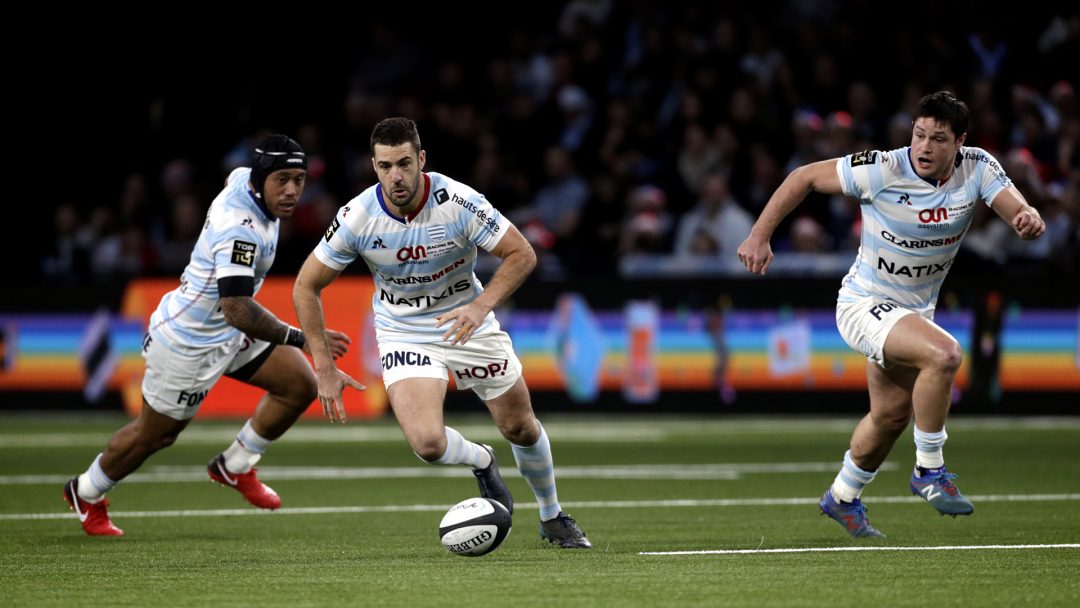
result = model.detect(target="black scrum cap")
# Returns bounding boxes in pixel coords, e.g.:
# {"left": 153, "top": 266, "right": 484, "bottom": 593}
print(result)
{"left": 250, "top": 135, "right": 307, "bottom": 199}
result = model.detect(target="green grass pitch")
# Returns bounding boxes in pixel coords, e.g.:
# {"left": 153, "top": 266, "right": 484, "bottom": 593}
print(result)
{"left": 1, "top": 413, "right": 1077, "bottom": 607}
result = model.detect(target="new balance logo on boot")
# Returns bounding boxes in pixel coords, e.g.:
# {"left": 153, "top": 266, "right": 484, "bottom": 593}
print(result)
{"left": 910, "top": 466, "right": 974, "bottom": 516}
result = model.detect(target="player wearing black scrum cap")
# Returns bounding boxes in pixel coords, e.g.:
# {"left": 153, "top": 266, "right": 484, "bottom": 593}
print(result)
{"left": 62, "top": 135, "right": 355, "bottom": 536}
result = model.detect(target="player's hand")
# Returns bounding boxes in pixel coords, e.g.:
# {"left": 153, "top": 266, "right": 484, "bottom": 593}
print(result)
{"left": 1012, "top": 207, "right": 1045, "bottom": 240}
{"left": 436, "top": 304, "right": 486, "bottom": 346}
{"left": 300, "top": 329, "right": 351, "bottom": 359}
{"left": 315, "top": 366, "right": 366, "bottom": 424}
{"left": 737, "top": 235, "right": 774, "bottom": 275}
{"left": 324, "top": 329, "right": 352, "bottom": 359}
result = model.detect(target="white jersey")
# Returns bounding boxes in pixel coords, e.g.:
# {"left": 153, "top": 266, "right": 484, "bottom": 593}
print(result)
{"left": 836, "top": 146, "right": 1011, "bottom": 314}
{"left": 149, "top": 168, "right": 279, "bottom": 347}
{"left": 316, "top": 172, "right": 509, "bottom": 343}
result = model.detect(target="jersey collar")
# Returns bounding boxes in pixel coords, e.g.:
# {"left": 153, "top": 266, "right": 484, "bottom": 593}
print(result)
{"left": 905, "top": 147, "right": 959, "bottom": 188}
{"left": 246, "top": 189, "right": 275, "bottom": 222}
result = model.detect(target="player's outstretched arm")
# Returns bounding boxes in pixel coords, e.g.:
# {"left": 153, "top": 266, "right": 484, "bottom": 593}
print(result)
{"left": 990, "top": 186, "right": 1045, "bottom": 240}
{"left": 294, "top": 253, "right": 365, "bottom": 423}
{"left": 737, "top": 159, "right": 843, "bottom": 275}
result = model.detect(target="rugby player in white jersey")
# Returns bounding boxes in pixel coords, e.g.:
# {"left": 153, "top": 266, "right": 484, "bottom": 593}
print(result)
{"left": 293, "top": 117, "right": 590, "bottom": 548}
{"left": 737, "top": 91, "right": 1045, "bottom": 537}
{"left": 63, "top": 135, "right": 352, "bottom": 536}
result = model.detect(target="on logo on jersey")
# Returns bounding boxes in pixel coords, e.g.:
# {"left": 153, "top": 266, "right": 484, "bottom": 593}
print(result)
{"left": 325, "top": 218, "right": 340, "bottom": 242}
{"left": 918, "top": 208, "right": 949, "bottom": 223}
{"left": 397, "top": 245, "right": 427, "bottom": 261}
{"left": 231, "top": 240, "right": 256, "bottom": 266}
{"left": 434, "top": 188, "right": 449, "bottom": 204}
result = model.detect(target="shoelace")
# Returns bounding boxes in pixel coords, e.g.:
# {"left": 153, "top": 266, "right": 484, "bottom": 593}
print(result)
{"left": 934, "top": 471, "right": 960, "bottom": 494}
{"left": 558, "top": 514, "right": 581, "bottom": 532}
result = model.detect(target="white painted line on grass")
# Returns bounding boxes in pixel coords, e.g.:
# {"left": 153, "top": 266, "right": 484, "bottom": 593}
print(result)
{"left": 3, "top": 493, "right": 1077, "bottom": 522}
{"left": 0, "top": 462, "right": 895, "bottom": 485}
{"left": 3, "top": 416, "right": 1077, "bottom": 448}
{"left": 640, "top": 543, "right": 1080, "bottom": 556}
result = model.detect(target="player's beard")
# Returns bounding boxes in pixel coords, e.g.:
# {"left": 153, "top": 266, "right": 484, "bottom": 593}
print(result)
{"left": 385, "top": 174, "right": 420, "bottom": 210}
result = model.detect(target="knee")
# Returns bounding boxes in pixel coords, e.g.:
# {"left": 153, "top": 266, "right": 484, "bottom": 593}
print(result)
{"left": 413, "top": 434, "right": 448, "bottom": 463}
{"left": 156, "top": 433, "right": 181, "bottom": 450}
{"left": 928, "top": 339, "right": 963, "bottom": 375}
{"left": 498, "top": 417, "right": 538, "bottom": 446}
{"left": 294, "top": 374, "right": 319, "bottom": 406}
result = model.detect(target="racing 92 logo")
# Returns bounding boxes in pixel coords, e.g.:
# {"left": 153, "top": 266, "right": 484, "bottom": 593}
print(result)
{"left": 397, "top": 245, "right": 428, "bottom": 261}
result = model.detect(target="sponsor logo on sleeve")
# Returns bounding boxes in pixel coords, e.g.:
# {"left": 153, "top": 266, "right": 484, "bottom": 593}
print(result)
{"left": 325, "top": 218, "right": 340, "bottom": 242}
{"left": 849, "top": 150, "right": 878, "bottom": 167}
{"left": 231, "top": 240, "right": 256, "bottom": 266}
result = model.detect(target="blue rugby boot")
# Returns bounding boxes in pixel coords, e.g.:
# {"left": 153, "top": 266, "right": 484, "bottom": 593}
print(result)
{"left": 819, "top": 489, "right": 886, "bottom": 538}
{"left": 910, "top": 466, "right": 974, "bottom": 516}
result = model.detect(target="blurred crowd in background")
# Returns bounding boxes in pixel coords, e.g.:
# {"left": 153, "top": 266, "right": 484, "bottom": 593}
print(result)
{"left": 40, "top": 2, "right": 1079, "bottom": 294}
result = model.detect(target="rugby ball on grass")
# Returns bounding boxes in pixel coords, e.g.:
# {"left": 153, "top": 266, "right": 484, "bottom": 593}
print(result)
{"left": 439, "top": 497, "right": 512, "bottom": 556}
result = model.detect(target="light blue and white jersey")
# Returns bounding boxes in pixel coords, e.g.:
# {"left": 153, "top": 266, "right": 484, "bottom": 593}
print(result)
{"left": 836, "top": 147, "right": 1011, "bottom": 314}
{"left": 316, "top": 172, "right": 509, "bottom": 343}
{"left": 149, "top": 168, "right": 279, "bottom": 346}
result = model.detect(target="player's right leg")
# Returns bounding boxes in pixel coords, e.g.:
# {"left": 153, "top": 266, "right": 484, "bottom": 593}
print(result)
{"left": 386, "top": 375, "right": 506, "bottom": 502}
{"left": 64, "top": 400, "right": 190, "bottom": 536}
{"left": 824, "top": 299, "right": 918, "bottom": 538}
{"left": 822, "top": 363, "right": 917, "bottom": 538}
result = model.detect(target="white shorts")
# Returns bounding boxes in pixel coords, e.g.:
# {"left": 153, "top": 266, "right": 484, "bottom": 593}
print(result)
{"left": 141, "top": 331, "right": 273, "bottom": 420}
{"left": 378, "top": 330, "right": 522, "bottom": 401}
{"left": 836, "top": 296, "right": 931, "bottom": 367}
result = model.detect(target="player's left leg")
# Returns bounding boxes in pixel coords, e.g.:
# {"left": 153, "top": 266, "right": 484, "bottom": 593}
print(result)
{"left": 208, "top": 343, "right": 317, "bottom": 509}
{"left": 483, "top": 378, "right": 590, "bottom": 548}
{"left": 881, "top": 315, "right": 973, "bottom": 516}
